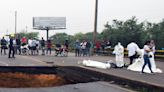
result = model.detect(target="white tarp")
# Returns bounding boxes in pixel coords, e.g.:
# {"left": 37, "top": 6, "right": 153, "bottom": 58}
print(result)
{"left": 127, "top": 49, "right": 162, "bottom": 73}
{"left": 82, "top": 60, "right": 111, "bottom": 69}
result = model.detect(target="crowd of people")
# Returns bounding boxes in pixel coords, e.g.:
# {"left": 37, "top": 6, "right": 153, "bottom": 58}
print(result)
{"left": 74, "top": 40, "right": 111, "bottom": 57}
{"left": 0, "top": 36, "right": 162, "bottom": 74}
{"left": 0, "top": 36, "right": 69, "bottom": 58}
{"left": 1, "top": 36, "right": 113, "bottom": 58}
{"left": 74, "top": 40, "right": 111, "bottom": 56}
{"left": 74, "top": 40, "right": 92, "bottom": 57}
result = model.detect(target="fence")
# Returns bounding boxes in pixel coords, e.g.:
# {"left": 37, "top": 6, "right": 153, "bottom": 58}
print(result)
{"left": 94, "top": 48, "right": 164, "bottom": 58}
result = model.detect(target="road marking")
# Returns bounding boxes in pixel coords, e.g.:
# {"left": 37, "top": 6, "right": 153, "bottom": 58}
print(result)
{"left": 0, "top": 61, "right": 9, "bottom": 66}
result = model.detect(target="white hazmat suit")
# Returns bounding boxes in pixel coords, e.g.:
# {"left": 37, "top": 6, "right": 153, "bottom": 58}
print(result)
{"left": 113, "top": 42, "right": 124, "bottom": 67}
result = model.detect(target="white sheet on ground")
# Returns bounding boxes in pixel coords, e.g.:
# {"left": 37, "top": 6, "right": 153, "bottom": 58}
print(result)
{"left": 82, "top": 60, "right": 111, "bottom": 69}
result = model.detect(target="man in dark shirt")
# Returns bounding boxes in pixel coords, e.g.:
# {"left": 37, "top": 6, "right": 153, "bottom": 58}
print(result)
{"left": 8, "top": 36, "right": 15, "bottom": 58}
{"left": 40, "top": 37, "right": 45, "bottom": 55}
{"left": 86, "top": 41, "right": 91, "bottom": 56}
{"left": 1, "top": 37, "right": 7, "bottom": 55}
{"left": 65, "top": 40, "right": 69, "bottom": 50}
{"left": 16, "top": 37, "right": 21, "bottom": 55}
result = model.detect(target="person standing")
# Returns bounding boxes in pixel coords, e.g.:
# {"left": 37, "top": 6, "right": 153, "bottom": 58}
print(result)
{"left": 46, "top": 40, "right": 52, "bottom": 55}
{"left": 75, "top": 39, "right": 80, "bottom": 56}
{"left": 81, "top": 40, "right": 87, "bottom": 56}
{"left": 1, "top": 37, "right": 7, "bottom": 55}
{"left": 35, "top": 39, "right": 40, "bottom": 55}
{"left": 16, "top": 37, "right": 21, "bottom": 55}
{"left": 95, "top": 41, "right": 101, "bottom": 56}
{"left": 113, "top": 42, "right": 124, "bottom": 68}
{"left": 86, "top": 41, "right": 91, "bottom": 56}
{"left": 65, "top": 39, "right": 69, "bottom": 50}
{"left": 28, "top": 38, "right": 32, "bottom": 55}
{"left": 8, "top": 36, "right": 15, "bottom": 58}
{"left": 101, "top": 40, "right": 105, "bottom": 54}
{"left": 127, "top": 42, "right": 139, "bottom": 65}
{"left": 31, "top": 38, "right": 37, "bottom": 55}
{"left": 150, "top": 40, "right": 155, "bottom": 54}
{"left": 141, "top": 41, "right": 154, "bottom": 74}
{"left": 21, "top": 36, "right": 27, "bottom": 46}
{"left": 40, "top": 37, "right": 45, "bottom": 55}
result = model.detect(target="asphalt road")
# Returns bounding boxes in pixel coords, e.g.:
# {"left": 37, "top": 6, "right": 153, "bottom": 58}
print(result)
{"left": 0, "top": 54, "right": 49, "bottom": 66}
{"left": 0, "top": 82, "right": 135, "bottom": 92}
{"left": 21, "top": 52, "right": 164, "bottom": 87}
{"left": 0, "top": 52, "right": 136, "bottom": 92}
{"left": 0, "top": 51, "right": 163, "bottom": 91}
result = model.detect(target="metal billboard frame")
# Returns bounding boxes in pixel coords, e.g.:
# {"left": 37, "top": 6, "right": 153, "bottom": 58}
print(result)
{"left": 33, "top": 17, "right": 66, "bottom": 40}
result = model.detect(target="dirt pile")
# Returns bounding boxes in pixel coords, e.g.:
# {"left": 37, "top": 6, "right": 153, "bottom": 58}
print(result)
{"left": 0, "top": 73, "right": 66, "bottom": 88}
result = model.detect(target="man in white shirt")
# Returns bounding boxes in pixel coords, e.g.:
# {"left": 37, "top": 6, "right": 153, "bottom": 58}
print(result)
{"left": 127, "top": 42, "right": 139, "bottom": 65}
{"left": 28, "top": 38, "right": 32, "bottom": 55}
{"left": 31, "top": 38, "right": 37, "bottom": 55}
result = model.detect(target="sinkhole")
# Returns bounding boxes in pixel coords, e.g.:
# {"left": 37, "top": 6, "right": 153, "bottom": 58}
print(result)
{"left": 0, "top": 66, "right": 163, "bottom": 92}
{"left": 0, "top": 66, "right": 97, "bottom": 88}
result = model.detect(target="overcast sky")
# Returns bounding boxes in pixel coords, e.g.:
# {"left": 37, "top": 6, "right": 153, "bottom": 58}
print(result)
{"left": 0, "top": 0, "right": 164, "bottom": 39}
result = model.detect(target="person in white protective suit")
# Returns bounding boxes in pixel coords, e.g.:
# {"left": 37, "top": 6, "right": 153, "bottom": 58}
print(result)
{"left": 113, "top": 42, "right": 124, "bottom": 68}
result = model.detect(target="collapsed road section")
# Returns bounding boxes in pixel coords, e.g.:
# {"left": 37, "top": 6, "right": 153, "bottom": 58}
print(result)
{"left": 0, "top": 66, "right": 163, "bottom": 92}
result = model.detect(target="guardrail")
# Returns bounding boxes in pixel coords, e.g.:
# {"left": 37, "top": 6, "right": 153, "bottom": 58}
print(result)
{"left": 94, "top": 48, "right": 164, "bottom": 58}
{"left": 154, "top": 50, "right": 164, "bottom": 58}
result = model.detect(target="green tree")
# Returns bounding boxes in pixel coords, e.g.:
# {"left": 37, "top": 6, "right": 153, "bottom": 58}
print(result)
{"left": 50, "top": 33, "right": 68, "bottom": 44}
{"left": 148, "top": 20, "right": 164, "bottom": 49}
{"left": 16, "top": 32, "right": 39, "bottom": 39}
{"left": 101, "top": 17, "right": 144, "bottom": 47}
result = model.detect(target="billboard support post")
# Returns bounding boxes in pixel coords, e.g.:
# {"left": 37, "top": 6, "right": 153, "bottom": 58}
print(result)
{"left": 46, "top": 27, "right": 49, "bottom": 41}
{"left": 33, "top": 17, "right": 66, "bottom": 40}
{"left": 15, "top": 11, "right": 17, "bottom": 38}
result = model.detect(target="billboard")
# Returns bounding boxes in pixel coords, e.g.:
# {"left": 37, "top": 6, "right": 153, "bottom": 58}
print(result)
{"left": 33, "top": 17, "right": 66, "bottom": 30}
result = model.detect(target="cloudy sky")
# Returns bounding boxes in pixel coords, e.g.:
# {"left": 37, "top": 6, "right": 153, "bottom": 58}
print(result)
{"left": 0, "top": 0, "right": 164, "bottom": 39}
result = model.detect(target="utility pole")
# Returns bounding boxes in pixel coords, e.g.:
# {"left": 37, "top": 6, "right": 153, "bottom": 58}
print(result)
{"left": 6, "top": 29, "right": 9, "bottom": 36}
{"left": 15, "top": 11, "right": 17, "bottom": 38}
{"left": 93, "top": 0, "right": 98, "bottom": 43}
{"left": 26, "top": 26, "right": 28, "bottom": 33}
{"left": 46, "top": 27, "right": 49, "bottom": 41}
